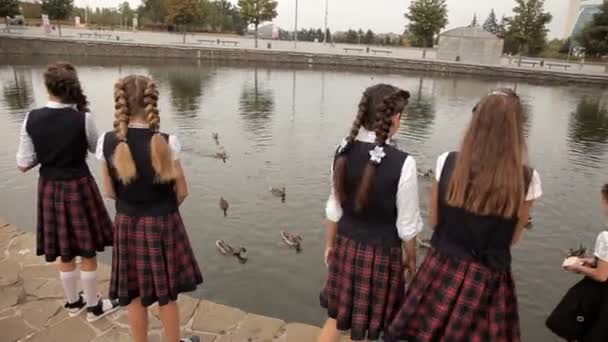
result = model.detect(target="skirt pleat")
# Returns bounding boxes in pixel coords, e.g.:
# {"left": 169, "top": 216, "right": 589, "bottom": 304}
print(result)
{"left": 110, "top": 211, "right": 203, "bottom": 307}
{"left": 386, "top": 248, "right": 520, "bottom": 342}
{"left": 320, "top": 235, "right": 404, "bottom": 341}
{"left": 36, "top": 176, "right": 113, "bottom": 262}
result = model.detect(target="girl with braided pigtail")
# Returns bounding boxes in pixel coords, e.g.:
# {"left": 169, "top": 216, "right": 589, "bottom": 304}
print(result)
{"left": 319, "top": 84, "right": 422, "bottom": 342}
{"left": 96, "top": 75, "right": 202, "bottom": 342}
{"left": 16, "top": 62, "right": 118, "bottom": 322}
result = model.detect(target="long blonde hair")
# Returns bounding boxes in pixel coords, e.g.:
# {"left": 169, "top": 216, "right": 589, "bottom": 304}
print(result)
{"left": 447, "top": 89, "right": 526, "bottom": 218}
{"left": 113, "top": 75, "right": 176, "bottom": 184}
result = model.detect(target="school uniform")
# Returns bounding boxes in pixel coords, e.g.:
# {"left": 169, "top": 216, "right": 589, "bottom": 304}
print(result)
{"left": 96, "top": 125, "right": 203, "bottom": 307}
{"left": 321, "top": 128, "right": 423, "bottom": 341}
{"left": 386, "top": 152, "right": 543, "bottom": 342}
{"left": 16, "top": 101, "right": 113, "bottom": 263}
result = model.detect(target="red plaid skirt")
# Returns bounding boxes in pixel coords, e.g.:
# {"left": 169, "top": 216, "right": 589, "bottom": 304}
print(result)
{"left": 36, "top": 176, "right": 113, "bottom": 262}
{"left": 320, "top": 235, "right": 404, "bottom": 341}
{"left": 110, "top": 211, "right": 203, "bottom": 307}
{"left": 386, "top": 248, "right": 520, "bottom": 342}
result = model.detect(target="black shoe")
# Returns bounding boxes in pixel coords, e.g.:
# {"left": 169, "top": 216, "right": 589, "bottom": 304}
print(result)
{"left": 86, "top": 298, "right": 120, "bottom": 322}
{"left": 180, "top": 337, "right": 200, "bottom": 342}
{"left": 64, "top": 292, "right": 87, "bottom": 317}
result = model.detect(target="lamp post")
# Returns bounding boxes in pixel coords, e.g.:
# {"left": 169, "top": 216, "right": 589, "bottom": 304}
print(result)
{"left": 294, "top": 0, "right": 299, "bottom": 48}
{"left": 323, "top": 0, "right": 328, "bottom": 44}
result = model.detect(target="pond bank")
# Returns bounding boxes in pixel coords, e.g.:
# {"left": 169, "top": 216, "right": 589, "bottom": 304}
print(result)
{"left": 0, "top": 216, "right": 321, "bottom": 342}
{"left": 2, "top": 35, "right": 608, "bottom": 86}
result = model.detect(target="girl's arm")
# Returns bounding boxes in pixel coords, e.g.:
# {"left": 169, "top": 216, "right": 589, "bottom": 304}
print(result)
{"left": 174, "top": 160, "right": 189, "bottom": 205}
{"left": 396, "top": 157, "right": 423, "bottom": 276}
{"left": 567, "top": 258, "right": 608, "bottom": 283}
{"left": 512, "top": 200, "right": 533, "bottom": 245}
{"left": 16, "top": 113, "right": 38, "bottom": 173}
{"left": 100, "top": 162, "right": 116, "bottom": 200}
{"left": 429, "top": 181, "right": 439, "bottom": 229}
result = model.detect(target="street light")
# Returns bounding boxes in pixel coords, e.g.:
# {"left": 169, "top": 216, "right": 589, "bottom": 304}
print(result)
{"left": 323, "top": 0, "right": 328, "bottom": 44}
{"left": 294, "top": 0, "right": 298, "bottom": 48}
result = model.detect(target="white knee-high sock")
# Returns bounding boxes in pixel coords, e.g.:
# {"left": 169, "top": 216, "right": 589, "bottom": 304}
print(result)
{"left": 59, "top": 270, "right": 79, "bottom": 304}
{"left": 80, "top": 270, "right": 99, "bottom": 307}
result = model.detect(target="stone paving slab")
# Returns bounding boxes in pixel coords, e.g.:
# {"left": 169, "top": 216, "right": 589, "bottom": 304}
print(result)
{"left": 0, "top": 218, "right": 319, "bottom": 342}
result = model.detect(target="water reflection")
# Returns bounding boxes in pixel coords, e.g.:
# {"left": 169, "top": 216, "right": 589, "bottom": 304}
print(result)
{"left": 568, "top": 96, "right": 608, "bottom": 164}
{"left": 151, "top": 66, "right": 213, "bottom": 118}
{"left": 404, "top": 78, "right": 435, "bottom": 142}
{"left": 239, "top": 68, "right": 275, "bottom": 143}
{"left": 2, "top": 67, "right": 34, "bottom": 116}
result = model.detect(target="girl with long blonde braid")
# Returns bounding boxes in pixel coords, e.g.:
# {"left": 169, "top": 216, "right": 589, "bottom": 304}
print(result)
{"left": 96, "top": 75, "right": 202, "bottom": 342}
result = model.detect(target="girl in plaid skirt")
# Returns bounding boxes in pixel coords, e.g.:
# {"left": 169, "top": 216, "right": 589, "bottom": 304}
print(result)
{"left": 96, "top": 75, "right": 202, "bottom": 342}
{"left": 386, "top": 90, "right": 543, "bottom": 342}
{"left": 319, "top": 84, "right": 423, "bottom": 341}
{"left": 16, "top": 62, "right": 118, "bottom": 322}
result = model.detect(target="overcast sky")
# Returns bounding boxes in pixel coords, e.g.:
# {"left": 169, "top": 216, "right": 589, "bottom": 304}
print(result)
{"left": 77, "top": 0, "right": 570, "bottom": 38}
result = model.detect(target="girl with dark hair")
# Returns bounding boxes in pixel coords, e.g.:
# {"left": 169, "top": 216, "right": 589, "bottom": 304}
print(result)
{"left": 386, "top": 90, "right": 543, "bottom": 342}
{"left": 16, "top": 61, "right": 118, "bottom": 322}
{"left": 318, "top": 84, "right": 423, "bottom": 342}
{"left": 96, "top": 75, "right": 202, "bottom": 342}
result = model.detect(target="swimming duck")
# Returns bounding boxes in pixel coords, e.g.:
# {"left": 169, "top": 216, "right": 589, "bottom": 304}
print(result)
{"left": 417, "top": 168, "right": 434, "bottom": 178}
{"left": 212, "top": 133, "right": 219, "bottom": 145}
{"left": 281, "top": 231, "right": 303, "bottom": 253}
{"left": 566, "top": 244, "right": 587, "bottom": 258}
{"left": 270, "top": 186, "right": 286, "bottom": 202}
{"left": 417, "top": 237, "right": 431, "bottom": 249}
{"left": 219, "top": 197, "right": 229, "bottom": 217}
{"left": 215, "top": 240, "right": 248, "bottom": 263}
{"left": 214, "top": 151, "right": 228, "bottom": 163}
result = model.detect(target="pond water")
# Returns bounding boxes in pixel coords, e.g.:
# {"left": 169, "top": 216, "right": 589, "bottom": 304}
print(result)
{"left": 1, "top": 56, "right": 607, "bottom": 341}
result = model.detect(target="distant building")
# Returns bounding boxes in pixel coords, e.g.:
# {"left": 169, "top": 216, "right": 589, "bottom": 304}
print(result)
{"left": 565, "top": 0, "right": 603, "bottom": 38}
{"left": 437, "top": 26, "right": 503, "bottom": 65}
{"left": 255, "top": 24, "right": 279, "bottom": 40}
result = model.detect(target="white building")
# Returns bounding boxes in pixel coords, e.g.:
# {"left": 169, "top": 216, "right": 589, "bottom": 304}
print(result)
{"left": 565, "top": 0, "right": 603, "bottom": 38}
{"left": 437, "top": 26, "right": 504, "bottom": 65}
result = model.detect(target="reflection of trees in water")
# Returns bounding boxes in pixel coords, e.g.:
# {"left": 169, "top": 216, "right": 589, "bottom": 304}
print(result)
{"left": 402, "top": 78, "right": 435, "bottom": 141}
{"left": 568, "top": 96, "right": 608, "bottom": 161}
{"left": 149, "top": 66, "right": 213, "bottom": 118}
{"left": 2, "top": 68, "right": 34, "bottom": 114}
{"left": 239, "top": 68, "right": 275, "bottom": 138}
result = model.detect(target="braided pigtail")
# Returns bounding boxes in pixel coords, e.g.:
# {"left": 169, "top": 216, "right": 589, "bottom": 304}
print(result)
{"left": 112, "top": 79, "right": 137, "bottom": 184}
{"left": 146, "top": 80, "right": 176, "bottom": 183}
{"left": 354, "top": 90, "right": 409, "bottom": 211}
{"left": 333, "top": 91, "right": 370, "bottom": 204}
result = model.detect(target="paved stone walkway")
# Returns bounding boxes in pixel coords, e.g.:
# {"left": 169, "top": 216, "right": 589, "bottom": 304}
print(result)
{"left": 0, "top": 217, "right": 322, "bottom": 342}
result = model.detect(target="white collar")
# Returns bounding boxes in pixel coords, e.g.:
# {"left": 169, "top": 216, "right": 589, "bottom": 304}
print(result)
{"left": 46, "top": 101, "right": 76, "bottom": 109}
{"left": 356, "top": 127, "right": 391, "bottom": 144}
{"left": 128, "top": 122, "right": 150, "bottom": 129}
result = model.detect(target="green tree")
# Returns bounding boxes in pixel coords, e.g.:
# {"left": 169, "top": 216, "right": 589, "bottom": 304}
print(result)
{"left": 324, "top": 28, "right": 331, "bottom": 43}
{"left": 363, "top": 29, "right": 375, "bottom": 44}
{"left": 405, "top": 0, "right": 448, "bottom": 48}
{"left": 118, "top": 1, "right": 133, "bottom": 28}
{"left": 507, "top": 0, "right": 552, "bottom": 55}
{"left": 470, "top": 13, "right": 477, "bottom": 27}
{"left": 483, "top": 9, "right": 499, "bottom": 34}
{"left": 238, "top": 0, "right": 277, "bottom": 48}
{"left": 345, "top": 29, "right": 358, "bottom": 44}
{"left": 0, "top": 0, "right": 20, "bottom": 33}
{"left": 41, "top": 0, "right": 74, "bottom": 36}
{"left": 166, "top": 0, "right": 199, "bottom": 43}
{"left": 140, "top": 0, "right": 166, "bottom": 23}
{"left": 577, "top": 1, "right": 608, "bottom": 57}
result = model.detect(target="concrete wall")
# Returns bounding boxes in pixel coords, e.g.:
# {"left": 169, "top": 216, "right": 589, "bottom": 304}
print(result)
{"left": 2, "top": 36, "right": 608, "bottom": 85}
{"left": 438, "top": 36, "right": 503, "bottom": 65}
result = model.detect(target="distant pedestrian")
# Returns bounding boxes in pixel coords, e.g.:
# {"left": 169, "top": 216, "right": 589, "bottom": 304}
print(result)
{"left": 97, "top": 75, "right": 202, "bottom": 342}
{"left": 318, "top": 84, "right": 422, "bottom": 342}
{"left": 385, "top": 89, "right": 542, "bottom": 342}
{"left": 16, "top": 62, "right": 118, "bottom": 322}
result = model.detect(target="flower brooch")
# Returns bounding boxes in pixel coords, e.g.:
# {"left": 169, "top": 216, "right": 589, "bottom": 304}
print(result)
{"left": 369, "top": 146, "right": 386, "bottom": 165}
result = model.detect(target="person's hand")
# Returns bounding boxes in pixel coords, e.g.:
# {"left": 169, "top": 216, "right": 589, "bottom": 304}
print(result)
{"left": 564, "top": 263, "right": 582, "bottom": 274}
{"left": 404, "top": 261, "right": 417, "bottom": 283}
{"left": 324, "top": 247, "right": 335, "bottom": 268}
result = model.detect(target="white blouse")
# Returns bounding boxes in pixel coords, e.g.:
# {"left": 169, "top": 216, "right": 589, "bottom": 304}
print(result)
{"left": 95, "top": 126, "right": 182, "bottom": 162}
{"left": 16, "top": 101, "right": 99, "bottom": 168}
{"left": 435, "top": 152, "right": 543, "bottom": 202}
{"left": 325, "top": 128, "right": 423, "bottom": 242}
{"left": 594, "top": 231, "right": 608, "bottom": 262}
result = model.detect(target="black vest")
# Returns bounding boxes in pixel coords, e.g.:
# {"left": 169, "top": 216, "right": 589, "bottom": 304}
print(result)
{"left": 335, "top": 141, "right": 409, "bottom": 247}
{"left": 431, "top": 152, "right": 533, "bottom": 270}
{"left": 102, "top": 129, "right": 177, "bottom": 216}
{"left": 26, "top": 107, "right": 90, "bottom": 180}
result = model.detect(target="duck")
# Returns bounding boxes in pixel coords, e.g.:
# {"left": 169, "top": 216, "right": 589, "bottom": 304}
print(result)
{"left": 566, "top": 244, "right": 587, "bottom": 258}
{"left": 219, "top": 197, "right": 229, "bottom": 217}
{"left": 212, "top": 132, "right": 219, "bottom": 145}
{"left": 270, "top": 186, "right": 286, "bottom": 202}
{"left": 525, "top": 216, "right": 533, "bottom": 230}
{"left": 417, "top": 237, "right": 431, "bottom": 249}
{"left": 281, "top": 231, "right": 303, "bottom": 253}
{"left": 215, "top": 240, "right": 248, "bottom": 263}
{"left": 214, "top": 151, "right": 228, "bottom": 163}
{"left": 417, "top": 168, "right": 434, "bottom": 178}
